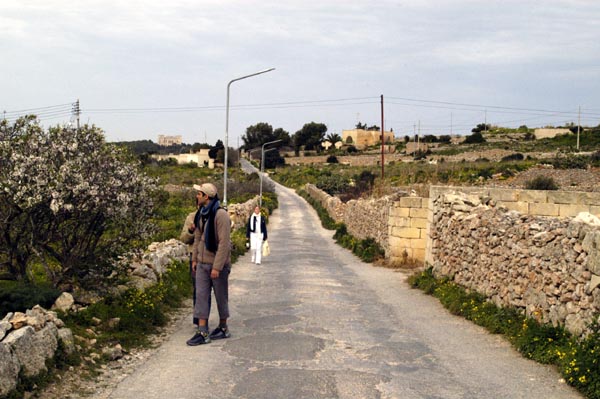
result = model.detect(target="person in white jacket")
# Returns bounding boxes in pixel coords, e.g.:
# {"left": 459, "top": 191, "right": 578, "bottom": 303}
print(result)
{"left": 245, "top": 206, "right": 267, "bottom": 264}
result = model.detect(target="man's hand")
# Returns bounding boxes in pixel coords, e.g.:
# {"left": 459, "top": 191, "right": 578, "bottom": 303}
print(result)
{"left": 192, "top": 261, "right": 197, "bottom": 273}
{"left": 210, "top": 269, "right": 220, "bottom": 279}
{"left": 188, "top": 223, "right": 195, "bottom": 233}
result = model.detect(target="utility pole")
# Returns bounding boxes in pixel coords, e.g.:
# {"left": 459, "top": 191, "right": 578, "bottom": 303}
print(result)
{"left": 417, "top": 120, "right": 421, "bottom": 153}
{"left": 484, "top": 109, "right": 487, "bottom": 133}
{"left": 577, "top": 106, "right": 581, "bottom": 151}
{"left": 72, "top": 99, "right": 80, "bottom": 130}
{"left": 380, "top": 95, "right": 384, "bottom": 179}
{"left": 450, "top": 112, "right": 453, "bottom": 135}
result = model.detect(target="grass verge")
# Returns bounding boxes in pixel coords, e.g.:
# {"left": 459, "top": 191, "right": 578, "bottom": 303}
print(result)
{"left": 409, "top": 267, "right": 600, "bottom": 399}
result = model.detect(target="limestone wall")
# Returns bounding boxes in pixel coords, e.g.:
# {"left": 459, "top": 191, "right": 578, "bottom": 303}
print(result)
{"left": 305, "top": 184, "right": 427, "bottom": 263}
{"left": 428, "top": 191, "right": 600, "bottom": 337}
{"left": 286, "top": 153, "right": 405, "bottom": 166}
{"left": 305, "top": 183, "right": 600, "bottom": 336}
{"left": 388, "top": 196, "right": 428, "bottom": 264}
{"left": 0, "top": 306, "right": 74, "bottom": 397}
{"left": 426, "top": 186, "right": 600, "bottom": 264}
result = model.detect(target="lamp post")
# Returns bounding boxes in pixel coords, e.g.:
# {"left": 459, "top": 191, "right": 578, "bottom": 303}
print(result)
{"left": 259, "top": 139, "right": 282, "bottom": 207}
{"left": 223, "top": 68, "right": 275, "bottom": 206}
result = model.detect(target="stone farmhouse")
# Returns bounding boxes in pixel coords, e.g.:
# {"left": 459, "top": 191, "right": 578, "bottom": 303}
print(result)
{"left": 342, "top": 129, "right": 395, "bottom": 150}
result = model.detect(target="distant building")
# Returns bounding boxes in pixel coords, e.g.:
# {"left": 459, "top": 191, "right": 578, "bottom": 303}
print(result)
{"left": 533, "top": 128, "right": 571, "bottom": 140}
{"left": 342, "top": 129, "right": 395, "bottom": 150}
{"left": 151, "top": 149, "right": 213, "bottom": 168}
{"left": 405, "top": 142, "right": 429, "bottom": 154}
{"left": 158, "top": 135, "right": 182, "bottom": 146}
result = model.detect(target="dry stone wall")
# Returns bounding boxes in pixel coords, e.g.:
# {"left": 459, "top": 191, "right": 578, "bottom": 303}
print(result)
{"left": 305, "top": 184, "right": 428, "bottom": 262}
{"left": 306, "top": 182, "right": 600, "bottom": 336}
{"left": 429, "top": 190, "right": 600, "bottom": 337}
{"left": 0, "top": 306, "right": 74, "bottom": 397}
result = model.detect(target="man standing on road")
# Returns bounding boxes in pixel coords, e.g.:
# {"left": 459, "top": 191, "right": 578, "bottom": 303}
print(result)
{"left": 246, "top": 205, "right": 267, "bottom": 265}
{"left": 186, "top": 183, "right": 232, "bottom": 346}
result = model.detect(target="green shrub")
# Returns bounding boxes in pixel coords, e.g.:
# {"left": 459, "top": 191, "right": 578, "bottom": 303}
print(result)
{"left": 316, "top": 174, "right": 350, "bottom": 195}
{"left": 63, "top": 260, "right": 192, "bottom": 348}
{"left": 0, "top": 282, "right": 61, "bottom": 316}
{"left": 551, "top": 154, "right": 588, "bottom": 170}
{"left": 525, "top": 176, "right": 559, "bottom": 190}
{"left": 333, "top": 225, "right": 384, "bottom": 262}
{"left": 501, "top": 153, "right": 524, "bottom": 162}
{"left": 298, "top": 190, "right": 339, "bottom": 230}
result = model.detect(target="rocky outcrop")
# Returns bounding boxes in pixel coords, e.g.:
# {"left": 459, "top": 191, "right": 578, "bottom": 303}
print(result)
{"left": 430, "top": 191, "right": 600, "bottom": 337}
{"left": 0, "top": 306, "right": 74, "bottom": 397}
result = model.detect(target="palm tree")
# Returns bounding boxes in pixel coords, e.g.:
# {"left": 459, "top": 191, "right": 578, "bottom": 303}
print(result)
{"left": 326, "top": 133, "right": 342, "bottom": 144}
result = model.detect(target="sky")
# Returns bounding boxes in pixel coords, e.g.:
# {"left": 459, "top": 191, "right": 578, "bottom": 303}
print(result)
{"left": 2, "top": 0, "right": 600, "bottom": 146}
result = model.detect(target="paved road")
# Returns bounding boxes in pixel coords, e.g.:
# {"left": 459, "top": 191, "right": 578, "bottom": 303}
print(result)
{"left": 104, "top": 175, "right": 581, "bottom": 398}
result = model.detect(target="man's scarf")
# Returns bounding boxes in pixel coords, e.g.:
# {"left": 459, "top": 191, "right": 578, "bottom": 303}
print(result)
{"left": 195, "top": 197, "right": 221, "bottom": 253}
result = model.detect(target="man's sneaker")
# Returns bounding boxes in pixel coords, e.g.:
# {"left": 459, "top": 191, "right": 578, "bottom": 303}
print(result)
{"left": 209, "top": 326, "right": 231, "bottom": 340}
{"left": 186, "top": 329, "right": 211, "bottom": 346}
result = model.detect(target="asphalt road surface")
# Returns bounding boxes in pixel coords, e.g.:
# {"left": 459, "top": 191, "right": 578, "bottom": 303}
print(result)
{"left": 104, "top": 171, "right": 581, "bottom": 399}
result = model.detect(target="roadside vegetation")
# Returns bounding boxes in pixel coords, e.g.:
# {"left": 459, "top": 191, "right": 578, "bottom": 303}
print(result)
{"left": 0, "top": 116, "right": 278, "bottom": 398}
{"left": 409, "top": 268, "right": 600, "bottom": 399}
{"left": 297, "top": 189, "right": 385, "bottom": 263}
{"left": 4, "top": 115, "right": 600, "bottom": 397}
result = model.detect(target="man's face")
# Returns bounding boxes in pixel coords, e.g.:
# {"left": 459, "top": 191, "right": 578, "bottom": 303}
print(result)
{"left": 197, "top": 191, "right": 209, "bottom": 207}
{"left": 254, "top": 206, "right": 260, "bottom": 214}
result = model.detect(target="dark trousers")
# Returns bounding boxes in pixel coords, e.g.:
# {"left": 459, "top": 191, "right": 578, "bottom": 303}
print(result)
{"left": 189, "top": 254, "right": 199, "bottom": 324}
{"left": 193, "top": 262, "right": 230, "bottom": 322}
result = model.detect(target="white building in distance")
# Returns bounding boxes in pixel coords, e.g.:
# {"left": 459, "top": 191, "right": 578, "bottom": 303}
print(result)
{"left": 158, "top": 135, "right": 182, "bottom": 146}
{"left": 152, "top": 149, "right": 214, "bottom": 168}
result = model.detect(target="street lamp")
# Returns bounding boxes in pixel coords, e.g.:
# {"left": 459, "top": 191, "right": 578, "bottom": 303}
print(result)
{"left": 223, "top": 68, "right": 275, "bottom": 206}
{"left": 259, "top": 139, "right": 282, "bottom": 207}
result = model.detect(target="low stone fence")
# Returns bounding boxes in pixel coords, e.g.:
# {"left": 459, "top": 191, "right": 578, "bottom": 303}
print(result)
{"left": 305, "top": 183, "right": 600, "bottom": 336}
{"left": 0, "top": 306, "right": 75, "bottom": 397}
{"left": 428, "top": 191, "right": 600, "bottom": 337}
{"left": 227, "top": 196, "right": 261, "bottom": 230}
{"left": 285, "top": 153, "right": 405, "bottom": 166}
{"left": 305, "top": 184, "right": 427, "bottom": 263}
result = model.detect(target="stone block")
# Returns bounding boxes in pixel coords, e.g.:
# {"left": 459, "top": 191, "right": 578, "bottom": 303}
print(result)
{"left": 409, "top": 208, "right": 429, "bottom": 219}
{"left": 389, "top": 217, "right": 410, "bottom": 228}
{"left": 559, "top": 204, "right": 590, "bottom": 218}
{"left": 583, "top": 231, "right": 600, "bottom": 275}
{"left": 412, "top": 248, "right": 426, "bottom": 262}
{"left": 411, "top": 238, "right": 427, "bottom": 249}
{"left": 585, "top": 192, "right": 600, "bottom": 206}
{"left": 488, "top": 188, "right": 519, "bottom": 202}
{"left": 0, "top": 342, "right": 19, "bottom": 398}
{"left": 52, "top": 292, "right": 74, "bottom": 313}
{"left": 389, "top": 207, "right": 410, "bottom": 217}
{"left": 388, "top": 236, "right": 412, "bottom": 250}
{"left": 410, "top": 218, "right": 428, "bottom": 229}
{"left": 497, "top": 201, "right": 529, "bottom": 214}
{"left": 548, "top": 191, "right": 587, "bottom": 205}
{"left": 518, "top": 190, "right": 548, "bottom": 203}
{"left": 392, "top": 227, "right": 421, "bottom": 239}
{"left": 529, "top": 202, "right": 560, "bottom": 216}
{"left": 399, "top": 197, "right": 423, "bottom": 208}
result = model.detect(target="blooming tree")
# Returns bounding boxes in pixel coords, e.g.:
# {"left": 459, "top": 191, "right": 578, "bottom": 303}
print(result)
{"left": 0, "top": 116, "right": 158, "bottom": 288}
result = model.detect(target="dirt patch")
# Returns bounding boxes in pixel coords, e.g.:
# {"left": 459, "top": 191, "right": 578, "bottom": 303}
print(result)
{"left": 494, "top": 166, "right": 600, "bottom": 192}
